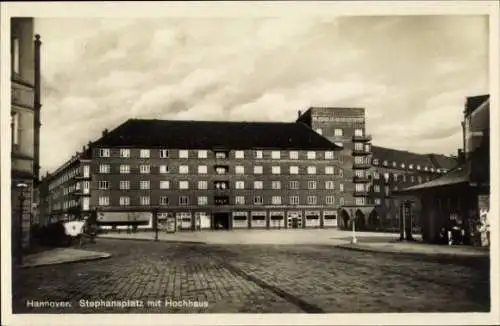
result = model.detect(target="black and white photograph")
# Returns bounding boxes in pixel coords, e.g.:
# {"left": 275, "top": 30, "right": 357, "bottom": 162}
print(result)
{"left": 1, "top": 1, "right": 498, "bottom": 326}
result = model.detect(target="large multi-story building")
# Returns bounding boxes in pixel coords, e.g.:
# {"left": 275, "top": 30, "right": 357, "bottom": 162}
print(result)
{"left": 40, "top": 120, "right": 345, "bottom": 231}
{"left": 10, "top": 18, "right": 42, "bottom": 253}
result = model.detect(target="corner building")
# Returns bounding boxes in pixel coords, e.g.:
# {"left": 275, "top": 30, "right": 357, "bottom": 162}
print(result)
{"left": 73, "top": 120, "right": 344, "bottom": 230}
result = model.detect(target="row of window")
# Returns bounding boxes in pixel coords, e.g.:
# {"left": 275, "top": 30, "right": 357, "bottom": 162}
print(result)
{"left": 98, "top": 195, "right": 345, "bottom": 207}
{"left": 100, "top": 164, "right": 343, "bottom": 176}
{"left": 48, "top": 166, "right": 82, "bottom": 191}
{"left": 98, "top": 148, "right": 338, "bottom": 160}
{"left": 372, "top": 158, "right": 447, "bottom": 173}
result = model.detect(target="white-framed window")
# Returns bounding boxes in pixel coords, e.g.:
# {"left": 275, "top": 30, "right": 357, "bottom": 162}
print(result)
{"left": 272, "top": 196, "right": 282, "bottom": 205}
{"left": 307, "top": 151, "right": 316, "bottom": 160}
{"left": 409, "top": 164, "right": 414, "bottom": 170}
{"left": 198, "top": 150, "right": 207, "bottom": 159}
{"left": 140, "top": 165, "right": 150, "bottom": 174}
{"left": 289, "top": 166, "right": 299, "bottom": 175}
{"left": 289, "top": 151, "right": 299, "bottom": 160}
{"left": 339, "top": 197, "right": 345, "bottom": 206}
{"left": 271, "top": 151, "right": 281, "bottom": 159}
{"left": 98, "top": 196, "right": 110, "bottom": 206}
{"left": 159, "top": 165, "right": 169, "bottom": 174}
{"left": 198, "top": 180, "right": 208, "bottom": 189}
{"left": 272, "top": 181, "right": 281, "bottom": 190}
{"left": 355, "top": 183, "right": 365, "bottom": 191}
{"left": 325, "top": 151, "right": 334, "bottom": 160}
{"left": 355, "top": 156, "right": 365, "bottom": 164}
{"left": 179, "top": 181, "right": 189, "bottom": 189}
{"left": 355, "top": 198, "right": 365, "bottom": 206}
{"left": 334, "top": 129, "right": 343, "bottom": 136}
{"left": 325, "top": 181, "right": 335, "bottom": 190}
{"left": 160, "top": 196, "right": 169, "bottom": 206}
{"left": 339, "top": 183, "right": 344, "bottom": 192}
{"left": 235, "top": 196, "right": 245, "bottom": 205}
{"left": 179, "top": 196, "right": 189, "bottom": 205}
{"left": 374, "top": 185, "right": 380, "bottom": 192}
{"left": 339, "top": 168, "right": 344, "bottom": 177}
{"left": 235, "top": 181, "right": 245, "bottom": 189}
{"left": 289, "top": 181, "right": 299, "bottom": 189}
{"left": 383, "top": 160, "right": 388, "bottom": 166}
{"left": 289, "top": 196, "right": 300, "bottom": 205}
{"left": 140, "top": 196, "right": 150, "bottom": 206}
{"left": 325, "top": 196, "right": 335, "bottom": 205}
{"left": 98, "top": 180, "right": 109, "bottom": 190}
{"left": 215, "top": 166, "right": 228, "bottom": 174}
{"left": 99, "top": 164, "right": 110, "bottom": 174}
{"left": 235, "top": 150, "right": 245, "bottom": 159}
{"left": 325, "top": 166, "right": 334, "bottom": 175}
{"left": 372, "top": 158, "right": 379, "bottom": 165}
{"left": 120, "top": 149, "right": 130, "bottom": 158}
{"left": 271, "top": 166, "right": 281, "bottom": 174}
{"left": 120, "top": 180, "right": 130, "bottom": 190}
{"left": 179, "top": 150, "right": 189, "bottom": 158}
{"left": 198, "top": 165, "right": 208, "bottom": 174}
{"left": 255, "top": 150, "right": 263, "bottom": 159}
{"left": 119, "top": 196, "right": 130, "bottom": 206}
{"left": 235, "top": 166, "right": 245, "bottom": 174}
{"left": 374, "top": 198, "right": 381, "bottom": 205}
{"left": 307, "top": 196, "right": 317, "bottom": 205}
{"left": 179, "top": 165, "right": 189, "bottom": 174}
{"left": 160, "top": 149, "right": 169, "bottom": 158}
{"left": 307, "top": 166, "right": 316, "bottom": 174}
{"left": 198, "top": 196, "right": 208, "bottom": 206}
{"left": 160, "top": 180, "right": 170, "bottom": 189}
{"left": 99, "top": 149, "right": 110, "bottom": 157}
{"left": 140, "top": 149, "right": 150, "bottom": 158}
{"left": 140, "top": 180, "right": 150, "bottom": 190}
{"left": 120, "top": 164, "right": 130, "bottom": 174}
{"left": 254, "top": 181, "right": 263, "bottom": 189}
{"left": 254, "top": 166, "right": 263, "bottom": 174}
{"left": 254, "top": 196, "right": 264, "bottom": 205}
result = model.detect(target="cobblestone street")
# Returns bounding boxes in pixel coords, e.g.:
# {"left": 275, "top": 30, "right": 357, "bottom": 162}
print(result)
{"left": 12, "top": 239, "right": 490, "bottom": 313}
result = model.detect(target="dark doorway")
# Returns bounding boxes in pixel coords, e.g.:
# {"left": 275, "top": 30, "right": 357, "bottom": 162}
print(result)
{"left": 213, "top": 213, "right": 230, "bottom": 230}
{"left": 291, "top": 217, "right": 299, "bottom": 229}
{"left": 340, "top": 210, "right": 350, "bottom": 230}
{"left": 355, "top": 210, "right": 366, "bottom": 230}
{"left": 368, "top": 209, "right": 380, "bottom": 230}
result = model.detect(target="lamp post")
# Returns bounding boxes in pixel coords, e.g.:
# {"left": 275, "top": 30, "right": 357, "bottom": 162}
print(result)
{"left": 350, "top": 208, "right": 357, "bottom": 244}
{"left": 16, "top": 182, "right": 28, "bottom": 265}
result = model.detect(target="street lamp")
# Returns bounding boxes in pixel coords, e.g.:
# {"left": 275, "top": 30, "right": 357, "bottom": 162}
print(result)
{"left": 350, "top": 208, "right": 357, "bottom": 244}
{"left": 16, "top": 182, "right": 28, "bottom": 265}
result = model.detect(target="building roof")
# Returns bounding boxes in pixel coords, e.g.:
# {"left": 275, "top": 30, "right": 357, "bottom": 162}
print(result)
{"left": 426, "top": 153, "right": 460, "bottom": 170}
{"left": 93, "top": 119, "right": 342, "bottom": 150}
{"left": 395, "top": 163, "right": 469, "bottom": 193}
{"left": 465, "top": 94, "right": 490, "bottom": 117}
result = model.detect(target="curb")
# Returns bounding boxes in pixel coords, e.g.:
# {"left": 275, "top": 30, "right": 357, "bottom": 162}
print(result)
{"left": 21, "top": 253, "right": 112, "bottom": 269}
{"left": 98, "top": 236, "right": 207, "bottom": 245}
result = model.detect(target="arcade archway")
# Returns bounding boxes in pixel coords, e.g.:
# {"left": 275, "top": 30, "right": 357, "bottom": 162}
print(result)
{"left": 368, "top": 209, "right": 380, "bottom": 230}
{"left": 340, "top": 209, "right": 350, "bottom": 230}
{"left": 355, "top": 209, "right": 366, "bottom": 230}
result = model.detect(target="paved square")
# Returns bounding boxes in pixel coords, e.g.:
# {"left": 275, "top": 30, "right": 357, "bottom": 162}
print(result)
{"left": 12, "top": 239, "right": 489, "bottom": 313}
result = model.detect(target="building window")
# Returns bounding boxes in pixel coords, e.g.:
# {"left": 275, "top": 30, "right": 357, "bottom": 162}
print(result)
{"left": 339, "top": 197, "right": 345, "bottom": 206}
{"left": 179, "top": 196, "right": 189, "bottom": 205}
{"left": 255, "top": 150, "right": 263, "bottom": 159}
{"left": 308, "top": 181, "right": 317, "bottom": 190}
{"left": 289, "top": 151, "right": 299, "bottom": 160}
{"left": 334, "top": 129, "right": 343, "bottom": 136}
{"left": 254, "top": 196, "right": 264, "bottom": 205}
{"left": 307, "top": 151, "right": 316, "bottom": 160}
{"left": 392, "top": 161, "right": 397, "bottom": 167}
{"left": 254, "top": 166, "right": 263, "bottom": 174}
{"left": 272, "top": 196, "right": 282, "bottom": 205}
{"left": 99, "top": 149, "right": 110, "bottom": 157}
{"left": 409, "top": 164, "right": 414, "bottom": 170}
{"left": 272, "top": 181, "right": 281, "bottom": 190}
{"left": 12, "top": 37, "right": 20, "bottom": 74}
{"left": 140, "top": 180, "right": 150, "bottom": 190}
{"left": 119, "top": 196, "right": 130, "bottom": 206}
{"left": 160, "top": 180, "right": 170, "bottom": 189}
{"left": 160, "top": 196, "right": 169, "bottom": 206}
{"left": 179, "top": 165, "right": 189, "bottom": 174}
{"left": 417, "top": 165, "right": 421, "bottom": 170}
{"left": 307, "top": 196, "right": 317, "bottom": 205}
{"left": 11, "top": 112, "right": 20, "bottom": 146}
{"left": 355, "top": 183, "right": 365, "bottom": 192}
{"left": 338, "top": 168, "right": 344, "bottom": 177}
{"left": 325, "top": 196, "right": 335, "bottom": 205}
{"left": 374, "top": 185, "right": 380, "bottom": 192}
{"left": 235, "top": 196, "right": 245, "bottom": 205}
{"left": 179, "top": 150, "right": 189, "bottom": 158}
{"left": 198, "top": 180, "right": 207, "bottom": 190}
{"left": 289, "top": 196, "right": 299, "bottom": 205}
{"left": 325, "top": 151, "right": 334, "bottom": 160}
{"left": 120, "top": 165, "right": 130, "bottom": 174}
{"left": 235, "top": 166, "right": 245, "bottom": 174}
{"left": 373, "top": 171, "right": 380, "bottom": 179}
{"left": 159, "top": 165, "right": 169, "bottom": 174}
{"left": 418, "top": 176, "right": 423, "bottom": 183}
{"left": 99, "top": 164, "right": 110, "bottom": 174}
{"left": 325, "top": 181, "right": 335, "bottom": 190}
{"left": 374, "top": 198, "right": 381, "bottom": 205}
{"left": 384, "top": 173, "right": 390, "bottom": 182}
{"left": 120, "top": 149, "right": 130, "bottom": 158}
{"left": 355, "top": 156, "right": 364, "bottom": 164}
{"left": 98, "top": 196, "right": 110, "bottom": 206}
{"left": 120, "top": 181, "right": 130, "bottom": 190}
{"left": 198, "top": 196, "right": 208, "bottom": 206}
{"left": 179, "top": 181, "right": 189, "bottom": 189}
{"left": 354, "top": 142, "right": 364, "bottom": 150}
{"left": 160, "top": 149, "right": 169, "bottom": 158}
{"left": 289, "top": 166, "right": 299, "bottom": 175}
{"left": 372, "top": 158, "right": 379, "bottom": 165}
{"left": 235, "top": 181, "right": 245, "bottom": 189}
{"left": 235, "top": 150, "right": 245, "bottom": 159}
{"left": 139, "top": 165, "right": 150, "bottom": 174}
{"left": 140, "top": 149, "right": 150, "bottom": 158}
{"left": 272, "top": 166, "right": 281, "bottom": 174}
{"left": 401, "top": 163, "right": 406, "bottom": 169}
{"left": 139, "top": 196, "right": 150, "bottom": 206}
{"left": 198, "top": 165, "right": 208, "bottom": 174}
{"left": 325, "top": 166, "right": 334, "bottom": 175}
{"left": 339, "top": 183, "right": 344, "bottom": 192}
{"left": 307, "top": 166, "right": 316, "bottom": 175}
{"left": 289, "top": 181, "right": 299, "bottom": 189}
{"left": 98, "top": 181, "right": 109, "bottom": 190}
{"left": 271, "top": 151, "right": 281, "bottom": 159}
{"left": 383, "top": 160, "right": 388, "bottom": 166}
{"left": 385, "top": 186, "right": 390, "bottom": 196}
{"left": 215, "top": 166, "right": 228, "bottom": 174}
{"left": 355, "top": 198, "right": 365, "bottom": 206}
{"left": 254, "top": 181, "right": 263, "bottom": 189}
{"left": 198, "top": 150, "right": 207, "bottom": 159}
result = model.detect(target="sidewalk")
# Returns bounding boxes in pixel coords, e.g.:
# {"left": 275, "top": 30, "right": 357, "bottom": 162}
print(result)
{"left": 21, "top": 247, "right": 111, "bottom": 268}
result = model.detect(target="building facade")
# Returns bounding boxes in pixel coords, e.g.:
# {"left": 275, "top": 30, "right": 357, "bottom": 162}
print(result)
{"left": 10, "top": 18, "right": 42, "bottom": 252}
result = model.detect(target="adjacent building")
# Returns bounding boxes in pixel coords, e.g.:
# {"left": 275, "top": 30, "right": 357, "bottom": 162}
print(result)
{"left": 10, "top": 18, "right": 42, "bottom": 253}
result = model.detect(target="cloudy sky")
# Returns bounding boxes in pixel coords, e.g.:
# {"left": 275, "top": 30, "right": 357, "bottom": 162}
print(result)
{"left": 34, "top": 15, "right": 489, "bottom": 174}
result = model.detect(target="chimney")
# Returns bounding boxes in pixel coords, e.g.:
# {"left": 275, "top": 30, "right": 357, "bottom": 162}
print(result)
{"left": 298, "top": 110, "right": 302, "bottom": 119}
{"left": 102, "top": 128, "right": 109, "bottom": 136}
